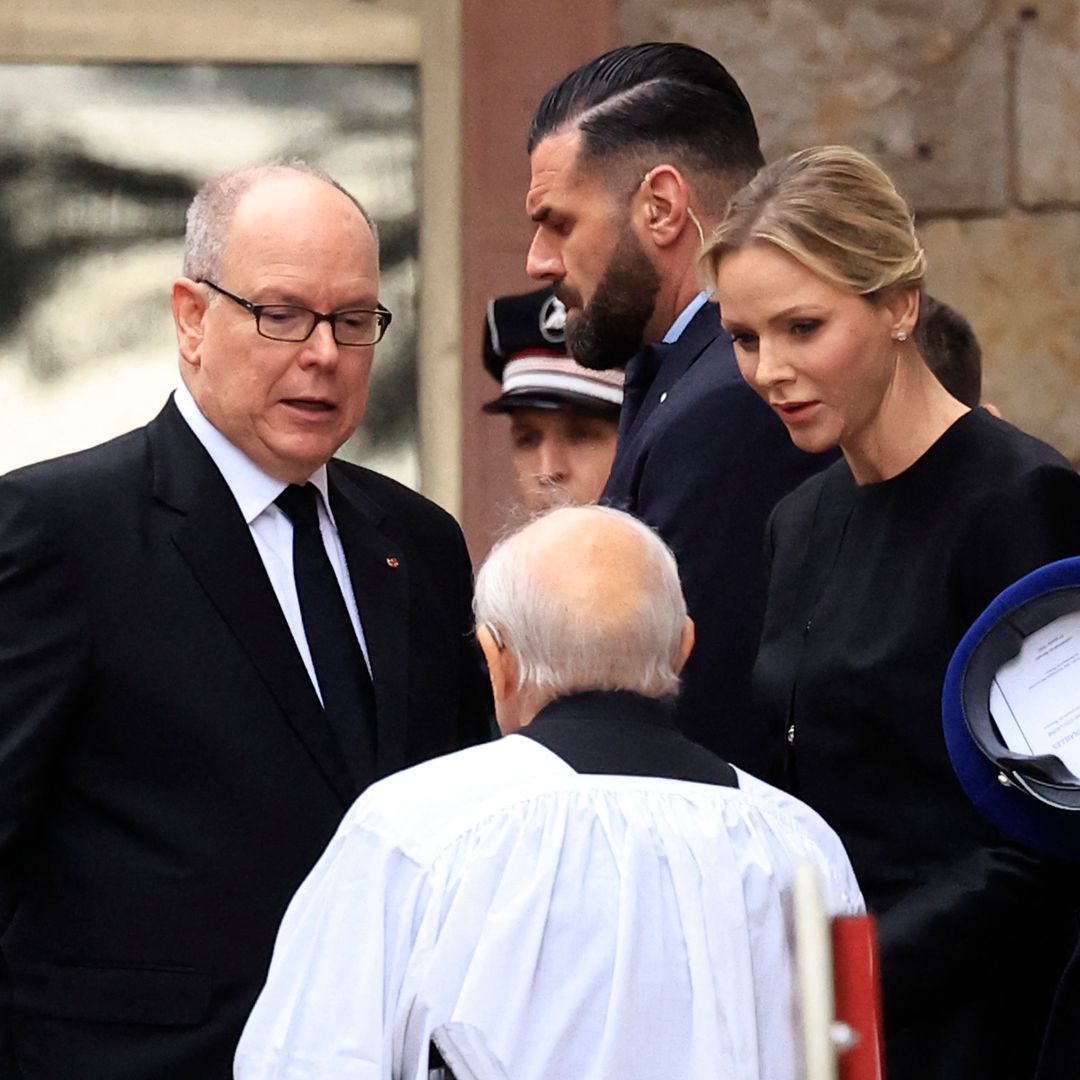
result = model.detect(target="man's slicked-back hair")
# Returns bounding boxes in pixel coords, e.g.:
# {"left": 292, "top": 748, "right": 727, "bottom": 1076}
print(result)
{"left": 528, "top": 43, "right": 764, "bottom": 206}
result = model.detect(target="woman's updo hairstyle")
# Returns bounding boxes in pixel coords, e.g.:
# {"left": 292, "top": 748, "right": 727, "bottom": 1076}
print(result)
{"left": 700, "top": 145, "right": 926, "bottom": 300}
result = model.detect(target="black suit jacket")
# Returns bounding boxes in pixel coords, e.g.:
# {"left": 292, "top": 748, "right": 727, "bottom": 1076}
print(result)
{"left": 603, "top": 301, "right": 834, "bottom": 779}
{"left": 0, "top": 399, "right": 491, "bottom": 1079}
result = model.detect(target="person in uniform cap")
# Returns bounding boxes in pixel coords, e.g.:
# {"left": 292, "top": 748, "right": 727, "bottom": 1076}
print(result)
{"left": 483, "top": 287, "right": 623, "bottom": 511}
{"left": 235, "top": 504, "right": 862, "bottom": 1080}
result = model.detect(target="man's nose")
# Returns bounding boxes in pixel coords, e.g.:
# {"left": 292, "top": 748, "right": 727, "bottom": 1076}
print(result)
{"left": 536, "top": 440, "right": 569, "bottom": 481}
{"left": 298, "top": 320, "right": 341, "bottom": 367}
{"left": 526, "top": 230, "right": 564, "bottom": 282}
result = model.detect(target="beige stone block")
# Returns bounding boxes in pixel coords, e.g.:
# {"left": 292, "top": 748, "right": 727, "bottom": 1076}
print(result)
{"left": 921, "top": 212, "right": 1080, "bottom": 465}
{"left": 1016, "top": 2, "right": 1080, "bottom": 206}
{"left": 0, "top": 0, "right": 419, "bottom": 61}
{"left": 617, "top": 0, "right": 1008, "bottom": 213}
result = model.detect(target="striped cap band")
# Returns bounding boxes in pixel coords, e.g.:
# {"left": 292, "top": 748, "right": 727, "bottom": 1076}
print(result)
{"left": 501, "top": 352, "right": 624, "bottom": 406}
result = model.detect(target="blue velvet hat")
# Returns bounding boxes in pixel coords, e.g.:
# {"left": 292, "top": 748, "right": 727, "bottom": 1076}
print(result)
{"left": 943, "top": 557, "right": 1080, "bottom": 861}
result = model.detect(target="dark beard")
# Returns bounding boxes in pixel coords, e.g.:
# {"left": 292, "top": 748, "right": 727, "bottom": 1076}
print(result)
{"left": 564, "top": 229, "right": 660, "bottom": 372}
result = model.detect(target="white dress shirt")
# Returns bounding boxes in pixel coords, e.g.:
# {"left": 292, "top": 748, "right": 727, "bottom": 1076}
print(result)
{"left": 173, "top": 383, "right": 371, "bottom": 699}
{"left": 234, "top": 736, "right": 863, "bottom": 1080}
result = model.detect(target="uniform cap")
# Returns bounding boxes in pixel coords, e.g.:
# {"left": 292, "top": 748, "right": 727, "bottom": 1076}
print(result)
{"left": 482, "top": 288, "right": 623, "bottom": 416}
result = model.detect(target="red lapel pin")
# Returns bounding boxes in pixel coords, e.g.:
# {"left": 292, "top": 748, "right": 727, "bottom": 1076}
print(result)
{"left": 386, "top": 557, "right": 400, "bottom": 569}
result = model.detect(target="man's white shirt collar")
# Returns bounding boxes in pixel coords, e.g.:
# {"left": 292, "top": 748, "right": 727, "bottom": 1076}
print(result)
{"left": 661, "top": 290, "right": 710, "bottom": 344}
{"left": 173, "top": 382, "right": 330, "bottom": 522}
{"left": 171, "top": 383, "right": 367, "bottom": 688}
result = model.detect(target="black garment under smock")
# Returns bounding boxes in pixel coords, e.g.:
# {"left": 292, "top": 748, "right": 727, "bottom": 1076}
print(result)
{"left": 754, "top": 408, "right": 1080, "bottom": 1080}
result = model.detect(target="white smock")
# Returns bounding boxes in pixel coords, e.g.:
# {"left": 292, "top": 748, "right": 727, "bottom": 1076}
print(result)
{"left": 235, "top": 735, "right": 862, "bottom": 1080}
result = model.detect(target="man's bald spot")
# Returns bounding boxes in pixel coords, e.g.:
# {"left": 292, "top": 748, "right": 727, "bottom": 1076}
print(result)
{"left": 521, "top": 506, "right": 656, "bottom": 632}
{"left": 220, "top": 171, "right": 375, "bottom": 267}
{"left": 182, "top": 161, "right": 377, "bottom": 284}
{"left": 474, "top": 504, "right": 689, "bottom": 701}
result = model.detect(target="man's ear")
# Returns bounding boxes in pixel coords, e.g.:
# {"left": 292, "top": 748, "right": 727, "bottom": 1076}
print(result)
{"left": 477, "top": 625, "right": 518, "bottom": 703}
{"left": 673, "top": 615, "right": 695, "bottom": 675}
{"left": 171, "top": 278, "right": 208, "bottom": 373}
{"left": 635, "top": 165, "right": 693, "bottom": 250}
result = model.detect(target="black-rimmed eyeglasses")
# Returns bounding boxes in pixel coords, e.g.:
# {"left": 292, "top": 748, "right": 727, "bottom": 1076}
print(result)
{"left": 199, "top": 279, "right": 392, "bottom": 346}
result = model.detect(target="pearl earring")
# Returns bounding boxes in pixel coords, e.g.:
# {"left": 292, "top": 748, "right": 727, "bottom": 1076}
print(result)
{"left": 892, "top": 329, "right": 909, "bottom": 342}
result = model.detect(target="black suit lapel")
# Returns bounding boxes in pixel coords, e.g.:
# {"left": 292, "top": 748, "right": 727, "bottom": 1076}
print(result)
{"left": 327, "top": 465, "right": 409, "bottom": 781}
{"left": 628, "top": 302, "right": 723, "bottom": 437}
{"left": 147, "top": 400, "right": 356, "bottom": 807}
{"left": 616, "top": 341, "right": 672, "bottom": 446}
{"left": 606, "top": 301, "right": 726, "bottom": 500}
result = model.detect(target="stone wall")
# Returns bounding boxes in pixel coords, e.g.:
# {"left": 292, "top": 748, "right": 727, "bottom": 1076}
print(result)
{"left": 619, "top": 0, "right": 1080, "bottom": 464}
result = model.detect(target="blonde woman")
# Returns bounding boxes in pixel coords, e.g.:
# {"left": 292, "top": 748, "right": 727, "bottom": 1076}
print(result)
{"left": 701, "top": 146, "right": 1080, "bottom": 1080}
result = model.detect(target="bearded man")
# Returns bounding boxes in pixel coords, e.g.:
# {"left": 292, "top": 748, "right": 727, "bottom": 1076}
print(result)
{"left": 524, "top": 43, "right": 835, "bottom": 777}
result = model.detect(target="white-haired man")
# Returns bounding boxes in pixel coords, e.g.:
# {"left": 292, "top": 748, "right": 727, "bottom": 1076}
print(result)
{"left": 235, "top": 506, "right": 862, "bottom": 1080}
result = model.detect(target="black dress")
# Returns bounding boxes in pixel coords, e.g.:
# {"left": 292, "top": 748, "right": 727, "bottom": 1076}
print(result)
{"left": 754, "top": 408, "right": 1080, "bottom": 1080}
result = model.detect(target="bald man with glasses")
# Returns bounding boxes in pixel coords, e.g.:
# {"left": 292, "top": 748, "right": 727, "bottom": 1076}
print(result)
{"left": 0, "top": 161, "right": 490, "bottom": 1080}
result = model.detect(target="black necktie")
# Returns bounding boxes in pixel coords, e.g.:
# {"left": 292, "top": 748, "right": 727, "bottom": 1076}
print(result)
{"left": 275, "top": 483, "right": 376, "bottom": 788}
